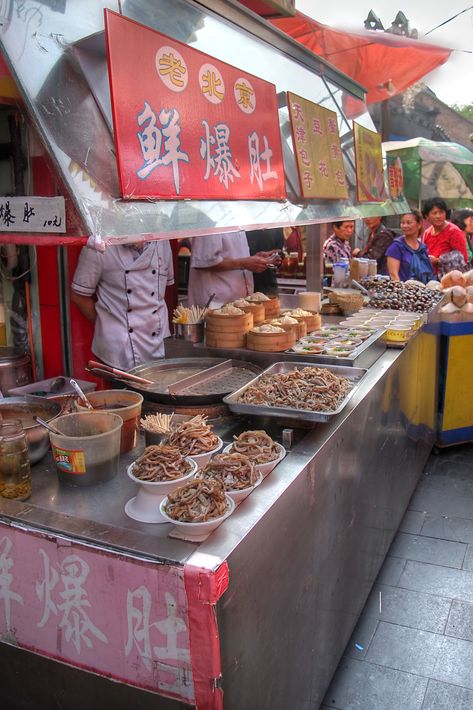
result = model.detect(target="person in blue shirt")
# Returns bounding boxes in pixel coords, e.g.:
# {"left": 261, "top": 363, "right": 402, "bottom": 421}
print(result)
{"left": 386, "top": 210, "right": 434, "bottom": 283}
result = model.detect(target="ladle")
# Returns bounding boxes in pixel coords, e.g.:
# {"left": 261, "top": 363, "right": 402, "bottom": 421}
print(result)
{"left": 33, "top": 415, "right": 63, "bottom": 436}
{"left": 70, "top": 379, "right": 94, "bottom": 410}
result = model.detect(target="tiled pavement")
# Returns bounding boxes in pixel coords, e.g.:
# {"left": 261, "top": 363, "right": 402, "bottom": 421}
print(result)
{"left": 322, "top": 442, "right": 473, "bottom": 710}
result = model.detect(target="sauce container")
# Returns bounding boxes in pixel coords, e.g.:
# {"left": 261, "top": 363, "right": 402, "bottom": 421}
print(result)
{"left": 48, "top": 412, "right": 123, "bottom": 486}
{"left": 0, "top": 419, "right": 31, "bottom": 500}
{"left": 385, "top": 325, "right": 412, "bottom": 343}
{"left": 75, "top": 389, "right": 143, "bottom": 453}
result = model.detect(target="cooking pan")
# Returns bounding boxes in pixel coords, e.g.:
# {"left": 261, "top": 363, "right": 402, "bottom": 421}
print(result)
{"left": 87, "top": 358, "right": 261, "bottom": 405}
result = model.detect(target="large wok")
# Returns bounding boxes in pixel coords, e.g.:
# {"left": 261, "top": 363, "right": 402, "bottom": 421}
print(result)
{"left": 88, "top": 358, "right": 261, "bottom": 405}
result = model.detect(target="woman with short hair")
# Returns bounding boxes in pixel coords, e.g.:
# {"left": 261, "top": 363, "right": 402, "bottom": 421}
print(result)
{"left": 386, "top": 209, "right": 434, "bottom": 283}
{"left": 422, "top": 197, "right": 468, "bottom": 275}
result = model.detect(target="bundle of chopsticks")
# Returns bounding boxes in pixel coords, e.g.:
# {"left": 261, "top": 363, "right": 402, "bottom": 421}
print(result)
{"left": 140, "top": 412, "right": 174, "bottom": 434}
{"left": 172, "top": 304, "right": 207, "bottom": 324}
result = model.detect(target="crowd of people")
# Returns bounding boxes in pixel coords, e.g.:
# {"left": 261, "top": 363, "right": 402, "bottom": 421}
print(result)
{"left": 70, "top": 200, "right": 469, "bottom": 370}
{"left": 322, "top": 198, "right": 472, "bottom": 285}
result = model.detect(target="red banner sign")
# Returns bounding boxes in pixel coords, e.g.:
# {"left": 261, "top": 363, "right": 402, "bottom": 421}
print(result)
{"left": 105, "top": 10, "right": 286, "bottom": 201}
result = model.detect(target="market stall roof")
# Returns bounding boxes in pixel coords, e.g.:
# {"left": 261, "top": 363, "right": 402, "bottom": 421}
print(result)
{"left": 271, "top": 12, "right": 452, "bottom": 105}
{"left": 384, "top": 137, "right": 473, "bottom": 209}
{"left": 0, "top": 0, "right": 408, "bottom": 246}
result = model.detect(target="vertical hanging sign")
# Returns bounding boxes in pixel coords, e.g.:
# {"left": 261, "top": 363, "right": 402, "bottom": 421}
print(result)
{"left": 353, "top": 122, "right": 388, "bottom": 202}
{"left": 287, "top": 92, "right": 348, "bottom": 200}
{"left": 386, "top": 154, "right": 405, "bottom": 202}
{"left": 104, "top": 10, "right": 286, "bottom": 201}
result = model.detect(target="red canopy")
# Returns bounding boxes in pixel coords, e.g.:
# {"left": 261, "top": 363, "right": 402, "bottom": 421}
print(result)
{"left": 271, "top": 12, "right": 452, "bottom": 104}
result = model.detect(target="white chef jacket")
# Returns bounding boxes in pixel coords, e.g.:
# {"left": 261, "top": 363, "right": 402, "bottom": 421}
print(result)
{"left": 187, "top": 231, "right": 253, "bottom": 308}
{"left": 71, "top": 241, "right": 174, "bottom": 369}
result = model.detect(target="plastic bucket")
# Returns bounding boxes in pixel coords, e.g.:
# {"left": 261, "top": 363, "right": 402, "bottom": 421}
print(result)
{"left": 48, "top": 412, "right": 123, "bottom": 486}
{"left": 75, "top": 389, "right": 143, "bottom": 453}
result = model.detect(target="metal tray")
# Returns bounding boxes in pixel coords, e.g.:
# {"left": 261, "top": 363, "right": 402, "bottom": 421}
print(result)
{"left": 223, "top": 362, "right": 367, "bottom": 423}
{"left": 112, "top": 358, "right": 262, "bottom": 405}
{"left": 287, "top": 328, "right": 386, "bottom": 368}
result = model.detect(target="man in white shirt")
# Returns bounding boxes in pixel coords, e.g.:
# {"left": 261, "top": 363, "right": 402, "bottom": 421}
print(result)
{"left": 187, "top": 231, "right": 277, "bottom": 308}
{"left": 71, "top": 240, "right": 174, "bottom": 370}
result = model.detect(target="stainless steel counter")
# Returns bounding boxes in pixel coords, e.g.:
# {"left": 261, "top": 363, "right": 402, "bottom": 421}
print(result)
{"left": 0, "top": 327, "right": 438, "bottom": 709}
{"left": 0, "top": 346, "right": 399, "bottom": 567}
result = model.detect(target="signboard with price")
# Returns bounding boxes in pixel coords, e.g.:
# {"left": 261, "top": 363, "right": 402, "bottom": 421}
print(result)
{"left": 0, "top": 196, "right": 66, "bottom": 233}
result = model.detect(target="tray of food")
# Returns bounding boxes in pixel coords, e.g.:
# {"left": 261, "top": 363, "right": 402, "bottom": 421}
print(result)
{"left": 287, "top": 326, "right": 385, "bottom": 367}
{"left": 223, "top": 362, "right": 367, "bottom": 422}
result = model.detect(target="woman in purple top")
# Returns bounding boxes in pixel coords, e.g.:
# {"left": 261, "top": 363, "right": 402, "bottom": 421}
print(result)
{"left": 386, "top": 210, "right": 435, "bottom": 284}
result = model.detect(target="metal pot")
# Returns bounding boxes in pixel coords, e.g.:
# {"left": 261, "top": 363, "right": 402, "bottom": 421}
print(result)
{"left": 0, "top": 395, "right": 61, "bottom": 464}
{"left": 0, "top": 348, "right": 32, "bottom": 395}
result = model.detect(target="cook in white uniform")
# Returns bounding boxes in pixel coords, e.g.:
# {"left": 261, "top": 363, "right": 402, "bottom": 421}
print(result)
{"left": 71, "top": 241, "right": 174, "bottom": 370}
{"left": 187, "top": 231, "right": 276, "bottom": 308}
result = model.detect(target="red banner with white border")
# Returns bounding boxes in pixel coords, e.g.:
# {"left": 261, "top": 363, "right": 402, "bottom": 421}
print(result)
{"left": 104, "top": 10, "right": 286, "bottom": 201}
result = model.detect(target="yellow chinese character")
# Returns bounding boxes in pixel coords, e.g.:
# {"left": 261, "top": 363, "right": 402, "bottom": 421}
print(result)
{"left": 158, "top": 52, "right": 187, "bottom": 87}
{"left": 201, "top": 70, "right": 224, "bottom": 101}
{"left": 235, "top": 81, "right": 254, "bottom": 110}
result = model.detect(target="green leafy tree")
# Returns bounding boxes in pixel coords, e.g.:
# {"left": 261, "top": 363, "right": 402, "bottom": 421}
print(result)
{"left": 451, "top": 103, "right": 473, "bottom": 121}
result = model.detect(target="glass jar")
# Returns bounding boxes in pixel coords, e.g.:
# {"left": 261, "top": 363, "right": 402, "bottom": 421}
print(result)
{"left": 0, "top": 418, "right": 32, "bottom": 500}
{"left": 368, "top": 259, "right": 377, "bottom": 276}
{"left": 288, "top": 252, "right": 299, "bottom": 274}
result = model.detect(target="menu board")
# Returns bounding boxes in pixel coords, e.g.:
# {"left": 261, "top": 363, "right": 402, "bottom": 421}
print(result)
{"left": 287, "top": 92, "right": 348, "bottom": 200}
{"left": 105, "top": 10, "right": 286, "bottom": 201}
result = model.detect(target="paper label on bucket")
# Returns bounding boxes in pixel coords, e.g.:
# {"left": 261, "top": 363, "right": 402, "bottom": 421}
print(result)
{"left": 52, "top": 447, "right": 86, "bottom": 474}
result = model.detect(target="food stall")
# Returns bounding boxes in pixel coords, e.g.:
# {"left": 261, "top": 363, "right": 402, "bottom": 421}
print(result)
{"left": 0, "top": 2, "right": 437, "bottom": 709}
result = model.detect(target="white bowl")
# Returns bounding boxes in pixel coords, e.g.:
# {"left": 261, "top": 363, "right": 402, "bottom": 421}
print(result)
{"left": 187, "top": 437, "right": 223, "bottom": 469}
{"left": 226, "top": 471, "right": 263, "bottom": 504}
{"left": 222, "top": 441, "right": 286, "bottom": 477}
{"left": 159, "top": 495, "right": 235, "bottom": 541}
{"left": 124, "top": 458, "right": 197, "bottom": 524}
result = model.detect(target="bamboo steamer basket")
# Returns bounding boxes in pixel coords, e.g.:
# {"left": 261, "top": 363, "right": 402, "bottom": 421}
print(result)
{"left": 268, "top": 319, "right": 307, "bottom": 339}
{"left": 230, "top": 301, "right": 265, "bottom": 325}
{"left": 246, "top": 328, "right": 295, "bottom": 352}
{"left": 205, "top": 309, "right": 253, "bottom": 348}
{"left": 281, "top": 310, "right": 321, "bottom": 333}
{"left": 262, "top": 296, "right": 281, "bottom": 318}
{"left": 205, "top": 330, "right": 247, "bottom": 348}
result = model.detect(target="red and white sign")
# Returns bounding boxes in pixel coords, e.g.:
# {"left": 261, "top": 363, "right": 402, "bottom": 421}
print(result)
{"left": 105, "top": 10, "right": 286, "bottom": 201}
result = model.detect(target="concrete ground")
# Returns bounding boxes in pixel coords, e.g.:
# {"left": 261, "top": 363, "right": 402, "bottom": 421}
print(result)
{"left": 322, "top": 441, "right": 473, "bottom": 710}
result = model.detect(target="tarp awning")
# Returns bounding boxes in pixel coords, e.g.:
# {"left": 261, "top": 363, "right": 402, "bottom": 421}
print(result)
{"left": 384, "top": 137, "right": 473, "bottom": 208}
{"left": 271, "top": 12, "right": 452, "bottom": 104}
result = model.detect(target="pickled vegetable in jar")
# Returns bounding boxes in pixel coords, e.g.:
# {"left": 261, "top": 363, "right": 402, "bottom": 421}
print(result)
{"left": 0, "top": 419, "right": 32, "bottom": 500}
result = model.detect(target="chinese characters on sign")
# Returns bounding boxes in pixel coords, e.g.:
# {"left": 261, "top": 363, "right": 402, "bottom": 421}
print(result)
{"left": 387, "top": 155, "right": 405, "bottom": 201}
{"left": 353, "top": 123, "right": 388, "bottom": 202}
{"left": 0, "top": 530, "right": 194, "bottom": 704}
{"left": 105, "top": 10, "right": 286, "bottom": 200}
{"left": 0, "top": 197, "right": 65, "bottom": 233}
{"left": 287, "top": 92, "right": 348, "bottom": 200}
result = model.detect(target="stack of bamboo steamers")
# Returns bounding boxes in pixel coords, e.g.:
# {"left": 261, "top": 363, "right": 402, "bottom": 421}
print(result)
{"left": 205, "top": 293, "right": 321, "bottom": 352}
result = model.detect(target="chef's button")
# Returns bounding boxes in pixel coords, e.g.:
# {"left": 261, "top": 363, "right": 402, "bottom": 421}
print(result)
{"left": 128, "top": 327, "right": 133, "bottom": 333}
{"left": 152, "top": 269, "right": 156, "bottom": 275}
{"left": 151, "top": 291, "right": 155, "bottom": 296}
{"left": 125, "top": 270, "right": 130, "bottom": 274}
{"left": 152, "top": 309, "right": 157, "bottom": 314}
{"left": 127, "top": 288, "right": 132, "bottom": 294}
{"left": 152, "top": 332, "right": 156, "bottom": 337}
{"left": 127, "top": 308, "right": 132, "bottom": 313}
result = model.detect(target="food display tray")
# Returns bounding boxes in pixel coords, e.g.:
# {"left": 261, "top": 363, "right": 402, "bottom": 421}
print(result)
{"left": 287, "top": 328, "right": 386, "bottom": 368}
{"left": 223, "top": 362, "right": 367, "bottom": 423}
